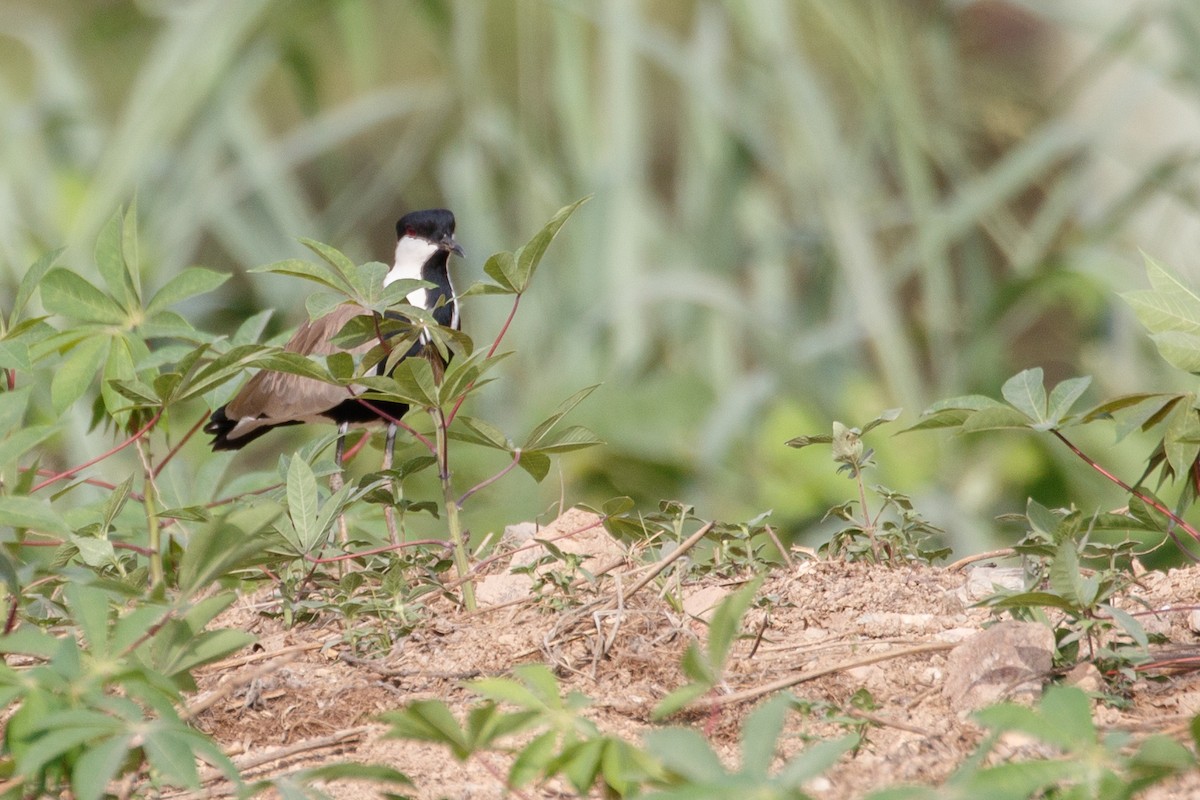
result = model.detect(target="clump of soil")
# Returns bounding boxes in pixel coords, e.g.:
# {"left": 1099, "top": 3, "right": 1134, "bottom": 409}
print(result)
{"left": 189, "top": 510, "right": 1200, "bottom": 798}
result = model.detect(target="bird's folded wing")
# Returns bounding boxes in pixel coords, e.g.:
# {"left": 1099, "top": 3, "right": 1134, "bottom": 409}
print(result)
{"left": 226, "top": 304, "right": 374, "bottom": 424}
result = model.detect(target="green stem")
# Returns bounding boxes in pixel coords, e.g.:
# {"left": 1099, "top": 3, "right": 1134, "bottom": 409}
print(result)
{"left": 135, "top": 436, "right": 163, "bottom": 588}
{"left": 434, "top": 406, "right": 475, "bottom": 610}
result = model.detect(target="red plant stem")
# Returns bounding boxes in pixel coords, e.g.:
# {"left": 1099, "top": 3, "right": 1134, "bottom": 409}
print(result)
{"left": 153, "top": 410, "right": 208, "bottom": 477}
{"left": 456, "top": 449, "right": 522, "bottom": 508}
{"left": 31, "top": 411, "right": 162, "bottom": 493}
{"left": 30, "top": 469, "right": 145, "bottom": 501}
{"left": 17, "top": 535, "right": 156, "bottom": 556}
{"left": 350, "top": 397, "right": 434, "bottom": 453}
{"left": 4, "top": 368, "right": 14, "bottom": 391}
{"left": 1051, "top": 430, "right": 1200, "bottom": 553}
{"left": 206, "top": 482, "right": 284, "bottom": 509}
{"left": 447, "top": 293, "right": 521, "bottom": 426}
{"left": 340, "top": 429, "right": 370, "bottom": 462}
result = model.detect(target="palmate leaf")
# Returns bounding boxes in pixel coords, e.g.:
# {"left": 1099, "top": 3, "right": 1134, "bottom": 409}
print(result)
{"left": 95, "top": 206, "right": 139, "bottom": 312}
{"left": 252, "top": 258, "right": 351, "bottom": 295}
{"left": 145, "top": 267, "right": 230, "bottom": 316}
{"left": 1163, "top": 400, "right": 1200, "bottom": 479}
{"left": 51, "top": 332, "right": 109, "bottom": 413}
{"left": 380, "top": 700, "right": 472, "bottom": 760}
{"left": 1124, "top": 256, "right": 1200, "bottom": 373}
{"left": 8, "top": 247, "right": 63, "bottom": 327}
{"left": 40, "top": 269, "right": 128, "bottom": 326}
{"left": 514, "top": 451, "right": 551, "bottom": 481}
{"left": 512, "top": 196, "right": 591, "bottom": 292}
{"left": 1001, "top": 368, "right": 1047, "bottom": 424}
{"left": 301, "top": 238, "right": 362, "bottom": 295}
{"left": 522, "top": 384, "right": 599, "bottom": 449}
{"left": 483, "top": 251, "right": 520, "bottom": 294}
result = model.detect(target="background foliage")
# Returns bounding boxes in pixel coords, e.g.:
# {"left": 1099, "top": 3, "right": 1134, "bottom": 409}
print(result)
{"left": 4, "top": 0, "right": 1200, "bottom": 553}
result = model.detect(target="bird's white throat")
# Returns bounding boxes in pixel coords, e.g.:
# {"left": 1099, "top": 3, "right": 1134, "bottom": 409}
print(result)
{"left": 386, "top": 235, "right": 439, "bottom": 305}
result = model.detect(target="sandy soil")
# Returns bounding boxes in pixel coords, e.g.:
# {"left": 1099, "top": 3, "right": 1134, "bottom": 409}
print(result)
{"left": 187, "top": 509, "right": 1200, "bottom": 798}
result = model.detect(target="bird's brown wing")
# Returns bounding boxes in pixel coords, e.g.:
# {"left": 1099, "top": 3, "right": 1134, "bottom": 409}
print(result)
{"left": 225, "top": 304, "right": 373, "bottom": 425}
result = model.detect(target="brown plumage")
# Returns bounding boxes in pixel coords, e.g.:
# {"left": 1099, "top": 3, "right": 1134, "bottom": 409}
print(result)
{"left": 205, "top": 208, "right": 461, "bottom": 453}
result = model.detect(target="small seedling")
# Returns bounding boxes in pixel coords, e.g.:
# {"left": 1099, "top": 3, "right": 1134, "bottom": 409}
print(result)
{"left": 788, "top": 409, "right": 948, "bottom": 564}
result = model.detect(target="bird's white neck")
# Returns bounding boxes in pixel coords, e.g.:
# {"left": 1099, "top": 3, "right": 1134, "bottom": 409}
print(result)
{"left": 385, "top": 235, "right": 439, "bottom": 305}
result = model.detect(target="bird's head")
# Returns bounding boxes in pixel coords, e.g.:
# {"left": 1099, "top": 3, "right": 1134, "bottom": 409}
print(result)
{"left": 395, "top": 208, "right": 464, "bottom": 258}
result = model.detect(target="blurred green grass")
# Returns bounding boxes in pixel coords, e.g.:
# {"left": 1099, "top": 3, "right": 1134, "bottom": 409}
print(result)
{"left": 4, "top": 0, "right": 1200, "bottom": 554}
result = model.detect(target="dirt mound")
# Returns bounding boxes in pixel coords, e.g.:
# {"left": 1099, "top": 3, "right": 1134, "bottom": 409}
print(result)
{"left": 188, "top": 511, "right": 1200, "bottom": 798}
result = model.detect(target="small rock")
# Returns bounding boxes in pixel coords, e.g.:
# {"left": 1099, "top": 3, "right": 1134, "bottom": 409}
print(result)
{"left": 1189, "top": 608, "right": 1200, "bottom": 634}
{"left": 958, "top": 566, "right": 1025, "bottom": 602}
{"left": 943, "top": 621, "right": 1055, "bottom": 709}
{"left": 1064, "top": 662, "right": 1103, "bottom": 694}
{"left": 682, "top": 585, "right": 729, "bottom": 621}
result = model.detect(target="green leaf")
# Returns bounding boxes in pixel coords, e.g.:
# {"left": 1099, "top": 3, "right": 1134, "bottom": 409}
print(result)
{"left": 51, "top": 335, "right": 110, "bottom": 413}
{"left": 380, "top": 700, "right": 471, "bottom": 759}
{"left": 0, "top": 385, "right": 31, "bottom": 431}
{"left": 122, "top": 197, "right": 142, "bottom": 301}
{"left": 459, "top": 280, "right": 514, "bottom": 297}
{"left": 41, "top": 269, "right": 128, "bottom": 325}
{"left": 143, "top": 727, "right": 201, "bottom": 789}
{"left": 470, "top": 676, "right": 546, "bottom": 711}
{"left": 0, "top": 496, "right": 71, "bottom": 536}
{"left": 291, "top": 762, "right": 412, "bottom": 789}
{"left": 1037, "top": 686, "right": 1095, "bottom": 748}
{"left": 707, "top": 575, "right": 763, "bottom": 672}
{"left": 983, "top": 591, "right": 1081, "bottom": 612}
{"left": 95, "top": 207, "right": 136, "bottom": 310}
{"left": 516, "top": 451, "right": 552, "bottom": 482}
{"left": 860, "top": 407, "right": 902, "bottom": 434}
{"left": 739, "top": 694, "right": 790, "bottom": 777}
{"left": 1047, "top": 376, "right": 1091, "bottom": 423}
{"left": 523, "top": 384, "right": 599, "bottom": 449}
{"left": 1164, "top": 402, "right": 1200, "bottom": 479}
{"left": 513, "top": 196, "right": 590, "bottom": 292}
{"left": 71, "top": 535, "right": 117, "bottom": 568}
{"left": 1025, "top": 499, "right": 1060, "bottom": 538}
{"left": 252, "top": 258, "right": 350, "bottom": 294}
{"left": 785, "top": 432, "right": 834, "bottom": 447}
{"left": 483, "top": 251, "right": 520, "bottom": 294}
{"left": 961, "top": 406, "right": 1038, "bottom": 432}
{"left": 558, "top": 737, "right": 605, "bottom": 794}
{"left": 0, "top": 339, "right": 31, "bottom": 371}
{"left": 1104, "top": 603, "right": 1149, "bottom": 649}
{"left": 178, "top": 506, "right": 278, "bottom": 596}
{"left": 775, "top": 736, "right": 859, "bottom": 786}
{"left": 0, "top": 425, "right": 56, "bottom": 474}
{"left": 438, "top": 350, "right": 513, "bottom": 403}
{"left": 509, "top": 729, "right": 559, "bottom": 788}
{"left": 286, "top": 457, "right": 320, "bottom": 552}
{"left": 101, "top": 335, "right": 138, "bottom": 423}
{"left": 643, "top": 728, "right": 725, "bottom": 782}
{"left": 524, "top": 425, "right": 604, "bottom": 455}
{"left": 1001, "top": 368, "right": 1047, "bottom": 423}
{"left": 1148, "top": 330, "right": 1200, "bottom": 373}
{"left": 9, "top": 247, "right": 64, "bottom": 325}
{"left": 71, "top": 732, "right": 133, "bottom": 800}
{"left": 301, "top": 238, "right": 362, "bottom": 294}
{"left": 146, "top": 267, "right": 230, "bottom": 315}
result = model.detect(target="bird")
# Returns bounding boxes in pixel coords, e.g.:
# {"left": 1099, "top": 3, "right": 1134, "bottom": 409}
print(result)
{"left": 204, "top": 208, "right": 463, "bottom": 477}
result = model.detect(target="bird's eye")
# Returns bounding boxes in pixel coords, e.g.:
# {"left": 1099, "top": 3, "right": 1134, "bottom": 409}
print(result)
{"left": 405, "top": 227, "right": 417, "bottom": 237}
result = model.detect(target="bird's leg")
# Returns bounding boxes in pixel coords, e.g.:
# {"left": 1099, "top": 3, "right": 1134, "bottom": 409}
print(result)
{"left": 383, "top": 422, "right": 400, "bottom": 545}
{"left": 333, "top": 421, "right": 349, "bottom": 544}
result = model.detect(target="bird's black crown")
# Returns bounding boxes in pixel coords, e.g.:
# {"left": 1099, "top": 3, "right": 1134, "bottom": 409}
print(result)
{"left": 396, "top": 208, "right": 456, "bottom": 241}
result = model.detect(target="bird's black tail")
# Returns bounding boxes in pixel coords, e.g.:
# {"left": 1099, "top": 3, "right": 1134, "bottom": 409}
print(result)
{"left": 204, "top": 406, "right": 244, "bottom": 451}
